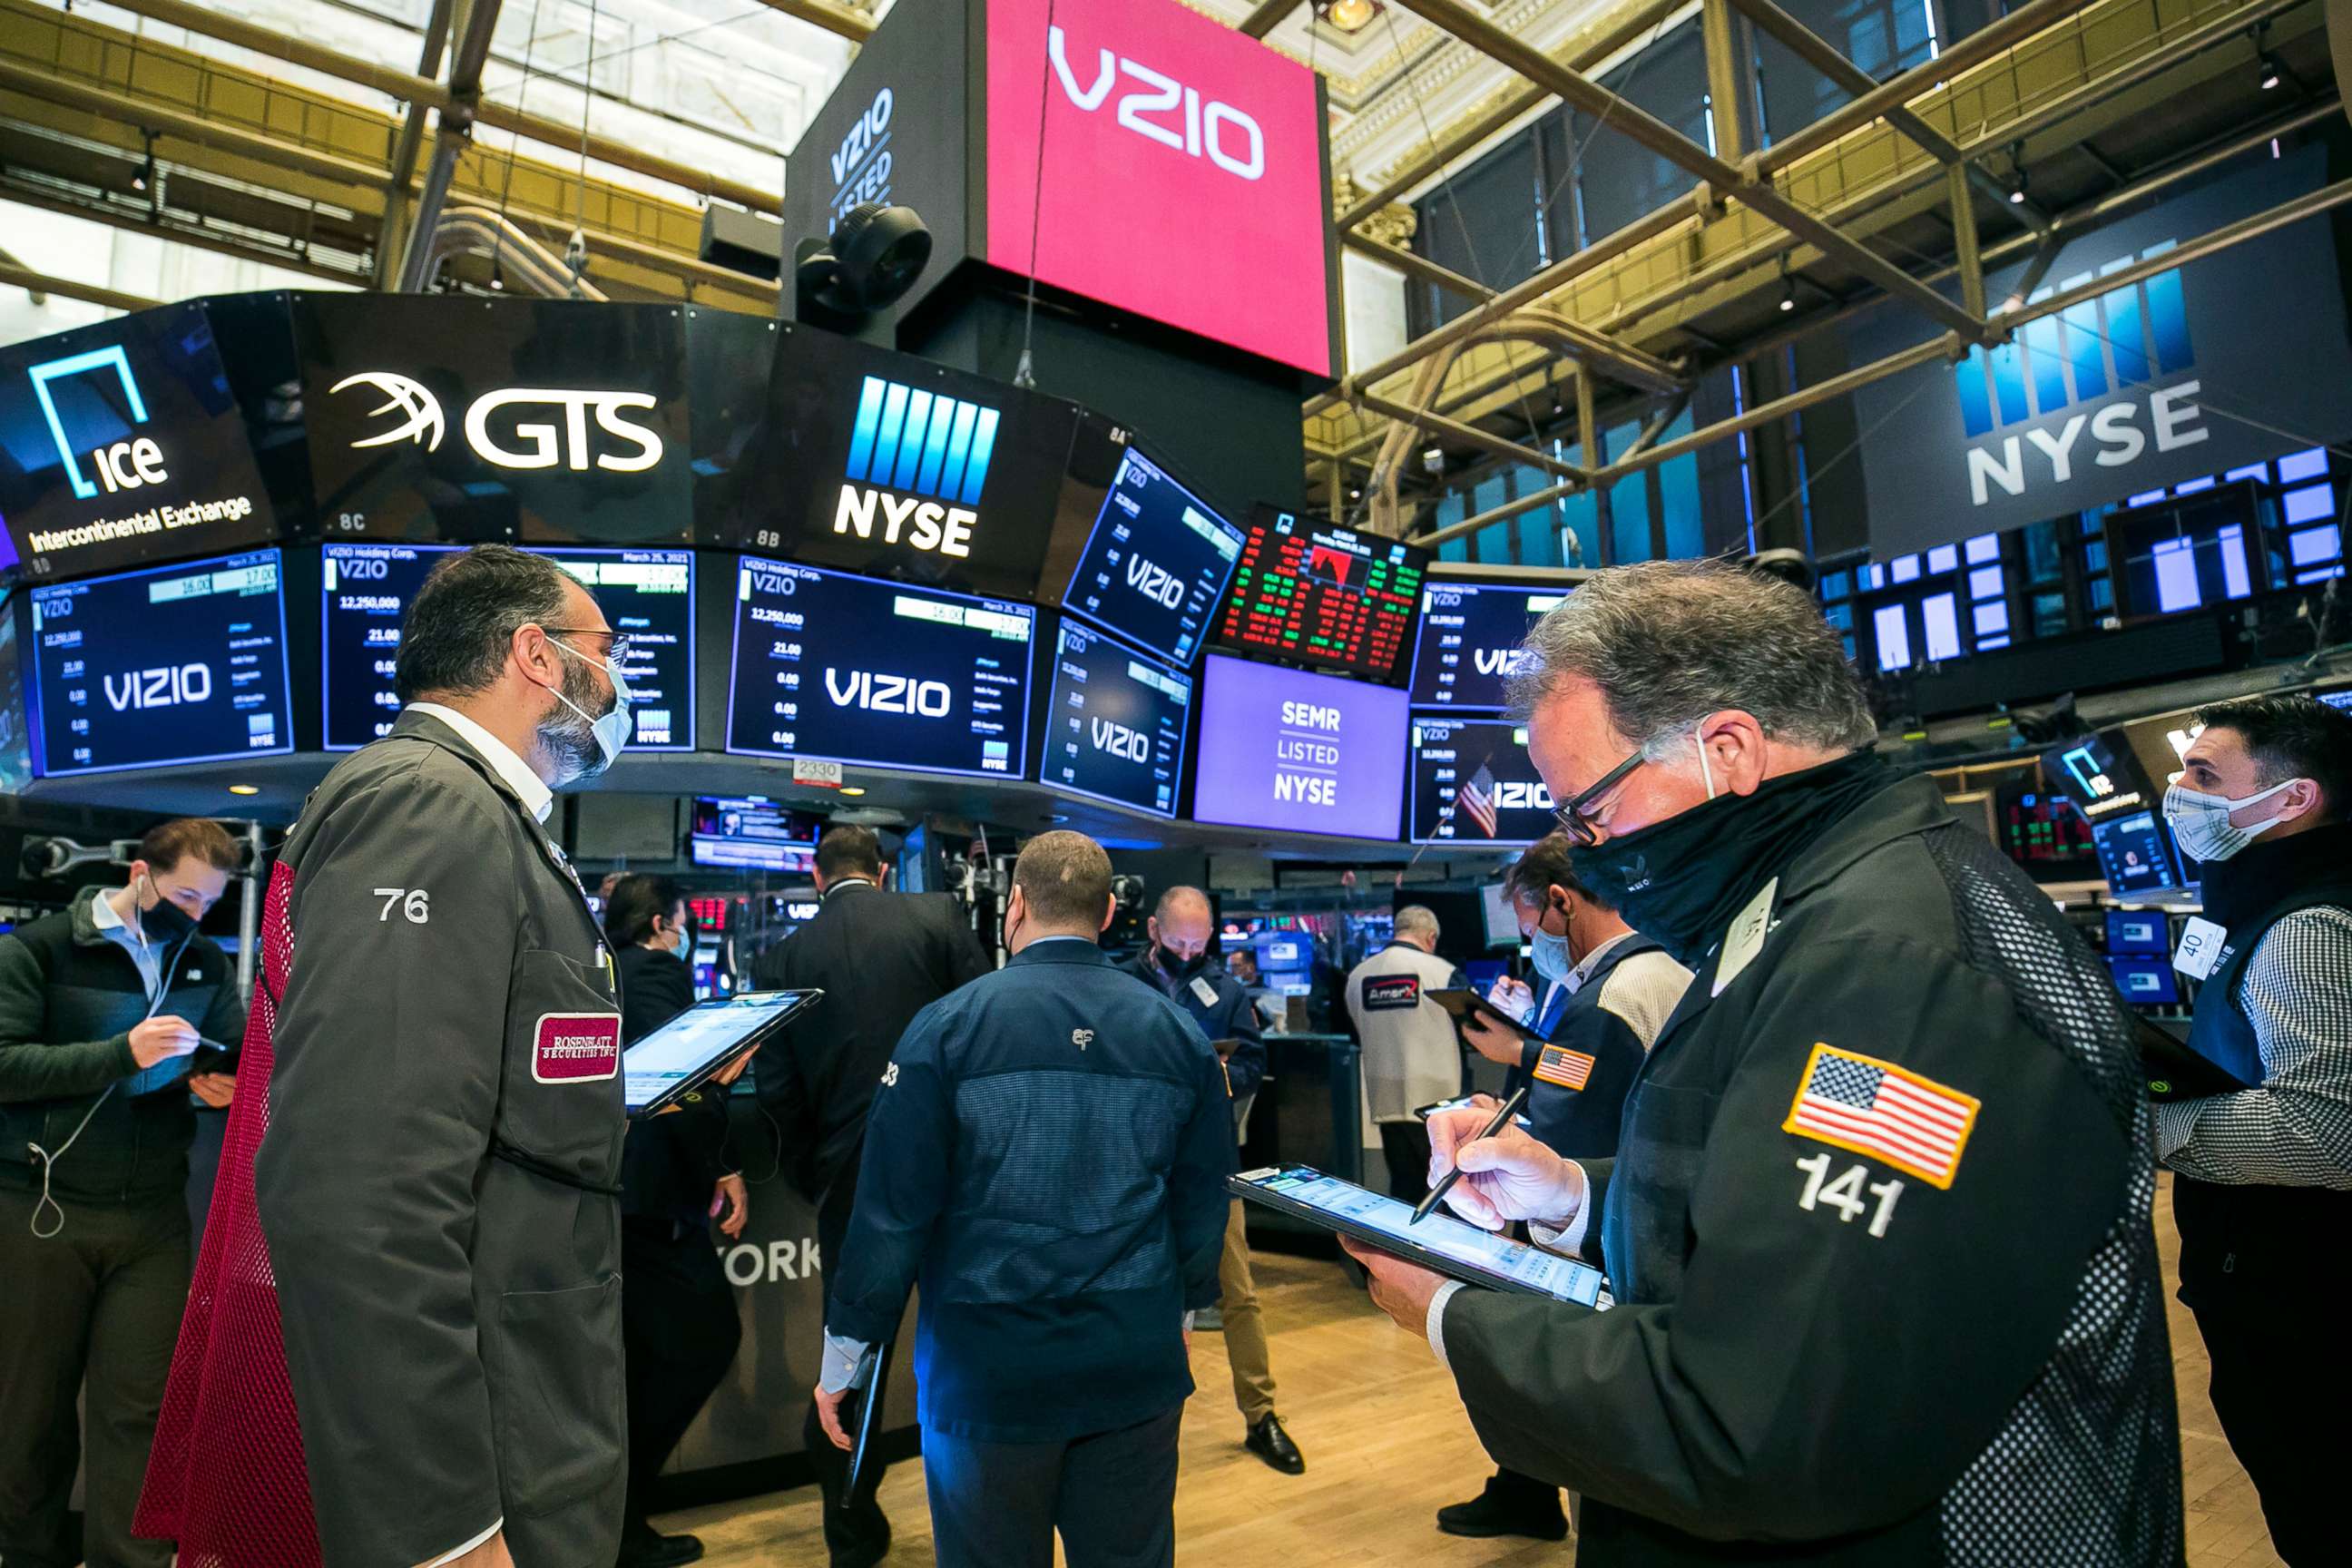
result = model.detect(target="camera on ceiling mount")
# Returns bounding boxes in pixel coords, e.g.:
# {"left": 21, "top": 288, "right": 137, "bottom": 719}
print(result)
{"left": 794, "top": 202, "right": 933, "bottom": 347}
{"left": 17, "top": 837, "right": 141, "bottom": 881}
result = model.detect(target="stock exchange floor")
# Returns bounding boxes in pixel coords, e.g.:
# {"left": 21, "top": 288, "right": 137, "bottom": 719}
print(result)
{"left": 653, "top": 1175, "right": 2279, "bottom": 1568}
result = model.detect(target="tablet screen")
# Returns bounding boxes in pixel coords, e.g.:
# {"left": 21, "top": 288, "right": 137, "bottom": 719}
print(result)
{"left": 1249, "top": 1168, "right": 1604, "bottom": 1305}
{"left": 622, "top": 991, "right": 810, "bottom": 1112}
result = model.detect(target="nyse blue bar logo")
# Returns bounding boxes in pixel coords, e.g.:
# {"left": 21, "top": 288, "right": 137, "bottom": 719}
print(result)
{"left": 834, "top": 377, "right": 1001, "bottom": 561}
{"left": 1953, "top": 243, "right": 2209, "bottom": 508}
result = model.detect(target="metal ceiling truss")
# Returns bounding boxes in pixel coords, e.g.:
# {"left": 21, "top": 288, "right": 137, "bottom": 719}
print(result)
{"left": 1303, "top": 0, "right": 2310, "bottom": 538}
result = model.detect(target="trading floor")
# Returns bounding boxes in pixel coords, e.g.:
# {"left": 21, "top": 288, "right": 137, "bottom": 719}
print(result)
{"left": 665, "top": 1176, "right": 2281, "bottom": 1568}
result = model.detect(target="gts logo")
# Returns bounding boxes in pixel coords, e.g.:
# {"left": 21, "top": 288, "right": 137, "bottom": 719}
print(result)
{"left": 105, "top": 664, "right": 212, "bottom": 710}
{"left": 1092, "top": 717, "right": 1149, "bottom": 761}
{"left": 1124, "top": 555, "right": 1183, "bottom": 609}
{"left": 1492, "top": 781, "right": 1556, "bottom": 810}
{"left": 825, "top": 669, "right": 951, "bottom": 717}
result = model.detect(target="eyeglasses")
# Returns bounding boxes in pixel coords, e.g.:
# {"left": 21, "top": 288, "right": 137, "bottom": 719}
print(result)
{"left": 1553, "top": 750, "right": 1649, "bottom": 846}
{"left": 545, "top": 627, "right": 633, "bottom": 665}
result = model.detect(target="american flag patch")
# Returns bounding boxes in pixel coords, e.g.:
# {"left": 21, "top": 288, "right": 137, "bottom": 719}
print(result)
{"left": 1533, "top": 1044, "right": 1595, "bottom": 1091}
{"left": 1782, "top": 1044, "right": 1980, "bottom": 1190}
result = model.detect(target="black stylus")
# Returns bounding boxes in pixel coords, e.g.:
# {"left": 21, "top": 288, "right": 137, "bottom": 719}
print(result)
{"left": 1410, "top": 1085, "right": 1529, "bottom": 1227}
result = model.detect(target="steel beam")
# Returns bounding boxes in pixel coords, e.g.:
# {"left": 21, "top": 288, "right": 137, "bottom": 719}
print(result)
{"left": 0, "top": 260, "right": 159, "bottom": 314}
{"left": 1343, "top": 230, "right": 1494, "bottom": 300}
{"left": 376, "top": 0, "right": 455, "bottom": 289}
{"left": 751, "top": 0, "right": 877, "bottom": 43}
{"left": 1357, "top": 390, "right": 1594, "bottom": 482}
{"left": 1948, "top": 163, "right": 1984, "bottom": 323}
{"left": 1239, "top": 0, "right": 1298, "bottom": 39}
{"left": 399, "top": 0, "right": 505, "bottom": 293}
{"left": 1701, "top": 0, "right": 1744, "bottom": 162}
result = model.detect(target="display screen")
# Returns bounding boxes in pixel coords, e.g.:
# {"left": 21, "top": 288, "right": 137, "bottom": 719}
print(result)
{"left": 297, "top": 294, "right": 691, "bottom": 546}
{"left": 1060, "top": 446, "right": 1246, "bottom": 665}
{"left": 688, "top": 798, "right": 818, "bottom": 873}
{"left": 1038, "top": 622, "right": 1191, "bottom": 818}
{"left": 1995, "top": 784, "right": 2099, "bottom": 881}
{"left": 1480, "top": 882, "right": 1521, "bottom": 949}
{"left": 1408, "top": 716, "right": 1553, "bottom": 846}
{"left": 1241, "top": 1167, "right": 1605, "bottom": 1305}
{"left": 1407, "top": 581, "right": 1566, "bottom": 710}
{"left": 1191, "top": 653, "right": 1406, "bottom": 838}
{"left": 27, "top": 548, "right": 293, "bottom": 776}
{"left": 1211, "top": 509, "right": 1427, "bottom": 683}
{"left": 623, "top": 990, "right": 817, "bottom": 1113}
{"left": 2092, "top": 809, "right": 2180, "bottom": 897}
{"left": 0, "top": 302, "right": 277, "bottom": 582}
{"left": 320, "top": 544, "right": 694, "bottom": 750}
{"left": 726, "top": 557, "right": 1035, "bottom": 778}
{"left": 2106, "top": 909, "right": 2170, "bottom": 956}
{"left": 2107, "top": 955, "right": 2180, "bottom": 1005}
{"left": 2045, "top": 730, "right": 2156, "bottom": 825}
{"left": 0, "top": 605, "right": 33, "bottom": 794}
{"left": 984, "top": 0, "right": 1334, "bottom": 377}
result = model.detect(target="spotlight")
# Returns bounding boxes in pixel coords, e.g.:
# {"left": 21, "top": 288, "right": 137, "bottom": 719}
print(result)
{"left": 2259, "top": 52, "right": 2282, "bottom": 90}
{"left": 1317, "top": 0, "right": 1382, "bottom": 32}
{"left": 227, "top": 784, "right": 260, "bottom": 797}
{"left": 1778, "top": 256, "right": 1797, "bottom": 313}
{"left": 2005, "top": 142, "right": 2028, "bottom": 206}
{"left": 132, "top": 134, "right": 154, "bottom": 194}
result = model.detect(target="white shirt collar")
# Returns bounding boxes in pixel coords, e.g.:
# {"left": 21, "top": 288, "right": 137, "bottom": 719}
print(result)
{"left": 1569, "top": 930, "right": 1632, "bottom": 992}
{"left": 90, "top": 887, "right": 128, "bottom": 933}
{"left": 407, "top": 702, "right": 554, "bottom": 823}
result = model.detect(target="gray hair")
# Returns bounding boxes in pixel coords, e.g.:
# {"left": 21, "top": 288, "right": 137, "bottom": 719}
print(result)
{"left": 1394, "top": 905, "right": 1440, "bottom": 943}
{"left": 1506, "top": 559, "right": 1875, "bottom": 755}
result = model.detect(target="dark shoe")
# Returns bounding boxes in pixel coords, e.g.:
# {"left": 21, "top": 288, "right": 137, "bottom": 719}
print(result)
{"left": 825, "top": 1504, "right": 891, "bottom": 1568}
{"left": 1436, "top": 1477, "right": 1568, "bottom": 1541}
{"left": 616, "top": 1532, "right": 707, "bottom": 1568}
{"left": 1244, "top": 1413, "right": 1306, "bottom": 1475}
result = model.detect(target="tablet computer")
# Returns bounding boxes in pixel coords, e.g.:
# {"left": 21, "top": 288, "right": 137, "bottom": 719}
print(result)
{"left": 2135, "top": 1014, "right": 2251, "bottom": 1102}
{"left": 1426, "top": 987, "right": 1544, "bottom": 1044}
{"left": 1230, "top": 1164, "right": 1606, "bottom": 1307}
{"left": 624, "top": 989, "right": 822, "bottom": 1116}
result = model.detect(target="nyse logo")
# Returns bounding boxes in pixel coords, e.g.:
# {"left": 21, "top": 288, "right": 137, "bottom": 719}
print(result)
{"left": 826, "top": 668, "right": 952, "bottom": 717}
{"left": 1048, "top": 24, "right": 1266, "bottom": 182}
{"left": 835, "top": 377, "right": 998, "bottom": 561}
{"left": 29, "top": 346, "right": 171, "bottom": 500}
{"left": 331, "top": 374, "right": 664, "bottom": 473}
{"left": 1491, "top": 781, "right": 1555, "bottom": 811}
{"left": 1273, "top": 772, "right": 1335, "bottom": 806}
{"left": 1955, "top": 249, "right": 2204, "bottom": 506}
{"left": 1125, "top": 555, "right": 1184, "bottom": 609}
{"left": 1092, "top": 717, "right": 1149, "bottom": 761}
{"left": 105, "top": 663, "right": 212, "bottom": 710}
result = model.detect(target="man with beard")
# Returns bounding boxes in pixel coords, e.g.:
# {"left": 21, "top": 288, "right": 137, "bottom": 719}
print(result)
{"left": 1347, "top": 559, "right": 2181, "bottom": 1566}
{"left": 1118, "top": 887, "right": 1303, "bottom": 1475}
{"left": 140, "top": 545, "right": 642, "bottom": 1568}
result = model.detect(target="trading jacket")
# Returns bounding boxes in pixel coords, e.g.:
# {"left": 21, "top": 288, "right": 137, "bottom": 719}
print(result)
{"left": 1515, "top": 934, "right": 1690, "bottom": 1161}
{"left": 145, "top": 708, "right": 628, "bottom": 1568}
{"left": 1440, "top": 775, "right": 2183, "bottom": 1566}
{"left": 1344, "top": 939, "right": 1465, "bottom": 1125}
{"left": 1116, "top": 949, "right": 1267, "bottom": 1104}
{"left": 0, "top": 885, "right": 244, "bottom": 1207}
{"left": 827, "top": 938, "right": 1234, "bottom": 1444}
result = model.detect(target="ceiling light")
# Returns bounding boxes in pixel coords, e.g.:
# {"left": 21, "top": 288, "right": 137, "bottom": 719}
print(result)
{"left": 838, "top": 786, "right": 866, "bottom": 797}
{"left": 227, "top": 784, "right": 260, "bottom": 797}
{"left": 1778, "top": 257, "right": 1797, "bottom": 312}
{"left": 132, "top": 135, "right": 154, "bottom": 194}
{"left": 2006, "top": 143, "right": 2028, "bottom": 206}
{"left": 1317, "top": 0, "right": 1383, "bottom": 32}
{"left": 2259, "top": 53, "right": 2282, "bottom": 90}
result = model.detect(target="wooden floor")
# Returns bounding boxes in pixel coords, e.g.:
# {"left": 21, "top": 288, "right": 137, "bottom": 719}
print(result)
{"left": 670, "top": 1174, "right": 2280, "bottom": 1566}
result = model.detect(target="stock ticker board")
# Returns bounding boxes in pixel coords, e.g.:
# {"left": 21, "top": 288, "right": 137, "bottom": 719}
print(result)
{"left": 1210, "top": 509, "right": 1427, "bottom": 685}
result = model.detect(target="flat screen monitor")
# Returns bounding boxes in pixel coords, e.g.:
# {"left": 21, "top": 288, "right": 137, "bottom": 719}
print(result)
{"left": 2091, "top": 809, "right": 2180, "bottom": 898}
{"left": 26, "top": 547, "right": 293, "bottom": 776}
{"left": 1191, "top": 653, "right": 1406, "bottom": 839}
{"left": 0, "top": 301, "right": 278, "bottom": 582}
{"left": 1408, "top": 581, "right": 1567, "bottom": 710}
{"left": 320, "top": 544, "right": 694, "bottom": 750}
{"left": 725, "top": 557, "right": 1035, "bottom": 779}
{"left": 2318, "top": 687, "right": 2352, "bottom": 713}
{"left": 1995, "top": 784, "right": 2100, "bottom": 882}
{"left": 2106, "top": 909, "right": 2171, "bottom": 956}
{"left": 2107, "top": 955, "right": 2180, "bottom": 1006}
{"left": 1037, "top": 622, "right": 1191, "bottom": 818}
{"left": 688, "top": 797, "right": 818, "bottom": 873}
{"left": 0, "top": 605, "right": 32, "bottom": 794}
{"left": 1210, "top": 509, "right": 1428, "bottom": 685}
{"left": 1479, "top": 882, "right": 1522, "bottom": 949}
{"left": 1059, "top": 446, "right": 1246, "bottom": 665}
{"left": 1408, "top": 716, "right": 1553, "bottom": 847}
{"left": 2046, "top": 730, "right": 2158, "bottom": 824}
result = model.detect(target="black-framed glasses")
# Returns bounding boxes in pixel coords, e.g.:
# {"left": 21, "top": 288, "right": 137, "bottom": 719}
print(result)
{"left": 1553, "top": 750, "right": 1649, "bottom": 846}
{"left": 545, "top": 626, "right": 632, "bottom": 665}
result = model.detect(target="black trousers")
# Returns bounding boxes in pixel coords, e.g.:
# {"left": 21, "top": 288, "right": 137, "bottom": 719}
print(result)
{"left": 922, "top": 1408, "right": 1181, "bottom": 1568}
{"left": 1378, "top": 1121, "right": 1433, "bottom": 1204}
{"left": 0, "top": 1186, "right": 187, "bottom": 1568}
{"left": 2194, "top": 1301, "right": 2345, "bottom": 1567}
{"left": 620, "top": 1217, "right": 742, "bottom": 1540}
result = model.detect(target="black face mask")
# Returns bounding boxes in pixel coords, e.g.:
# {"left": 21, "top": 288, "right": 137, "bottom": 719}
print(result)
{"left": 138, "top": 877, "right": 199, "bottom": 943}
{"left": 1157, "top": 946, "right": 1210, "bottom": 981}
{"left": 1573, "top": 750, "right": 1887, "bottom": 967}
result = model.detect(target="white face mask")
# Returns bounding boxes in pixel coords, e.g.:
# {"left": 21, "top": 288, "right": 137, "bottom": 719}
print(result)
{"left": 2162, "top": 778, "right": 2304, "bottom": 863}
{"left": 544, "top": 637, "right": 635, "bottom": 780}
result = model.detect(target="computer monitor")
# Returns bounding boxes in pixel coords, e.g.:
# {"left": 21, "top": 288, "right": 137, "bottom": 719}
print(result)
{"left": 2106, "top": 955, "right": 2180, "bottom": 1006}
{"left": 2105, "top": 909, "right": 2171, "bottom": 956}
{"left": 1479, "top": 882, "right": 1522, "bottom": 949}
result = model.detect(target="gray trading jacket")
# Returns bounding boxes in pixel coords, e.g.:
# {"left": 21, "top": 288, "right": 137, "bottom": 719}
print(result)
{"left": 252, "top": 707, "right": 626, "bottom": 1568}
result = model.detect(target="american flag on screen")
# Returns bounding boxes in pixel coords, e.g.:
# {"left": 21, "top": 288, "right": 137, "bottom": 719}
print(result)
{"left": 1782, "top": 1044, "right": 1980, "bottom": 1190}
{"left": 1458, "top": 763, "right": 1499, "bottom": 838}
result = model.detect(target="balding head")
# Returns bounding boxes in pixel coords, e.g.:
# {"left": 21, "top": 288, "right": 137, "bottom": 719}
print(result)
{"left": 1150, "top": 884, "right": 1215, "bottom": 965}
{"left": 1394, "top": 905, "right": 1440, "bottom": 952}
{"left": 1005, "top": 830, "right": 1114, "bottom": 951}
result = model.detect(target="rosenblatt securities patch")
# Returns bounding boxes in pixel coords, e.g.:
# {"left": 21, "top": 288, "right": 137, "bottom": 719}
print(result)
{"left": 533, "top": 1013, "right": 622, "bottom": 1083}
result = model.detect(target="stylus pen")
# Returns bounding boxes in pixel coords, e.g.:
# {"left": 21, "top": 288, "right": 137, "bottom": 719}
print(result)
{"left": 1410, "top": 1085, "right": 1530, "bottom": 1227}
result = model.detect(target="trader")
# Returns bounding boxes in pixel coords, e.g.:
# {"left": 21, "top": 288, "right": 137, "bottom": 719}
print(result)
{"left": 815, "top": 832, "right": 1233, "bottom": 1568}
{"left": 2156, "top": 694, "right": 2352, "bottom": 1565}
{"left": 750, "top": 823, "right": 991, "bottom": 1567}
{"left": 1343, "top": 906, "right": 1465, "bottom": 1202}
{"left": 609, "top": 875, "right": 748, "bottom": 1568}
{"left": 141, "top": 544, "right": 639, "bottom": 1568}
{"left": 0, "top": 818, "right": 243, "bottom": 1568}
{"left": 1119, "top": 887, "right": 1304, "bottom": 1476}
{"left": 1348, "top": 559, "right": 2181, "bottom": 1564}
{"left": 1440, "top": 832, "right": 1690, "bottom": 1544}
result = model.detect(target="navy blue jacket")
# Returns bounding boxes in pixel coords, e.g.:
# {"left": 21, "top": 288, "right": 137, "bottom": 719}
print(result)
{"left": 828, "top": 938, "right": 1235, "bottom": 1442}
{"left": 1116, "top": 950, "right": 1268, "bottom": 1103}
{"left": 1514, "top": 936, "right": 1674, "bottom": 1161}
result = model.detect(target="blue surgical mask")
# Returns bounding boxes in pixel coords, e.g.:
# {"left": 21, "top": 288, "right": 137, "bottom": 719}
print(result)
{"left": 1528, "top": 899, "right": 1574, "bottom": 986}
{"left": 547, "top": 637, "right": 634, "bottom": 780}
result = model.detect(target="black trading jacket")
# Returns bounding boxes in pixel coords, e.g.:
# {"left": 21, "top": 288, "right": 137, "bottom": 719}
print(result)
{"left": 1442, "top": 775, "right": 2184, "bottom": 1567}
{"left": 252, "top": 709, "right": 626, "bottom": 1568}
